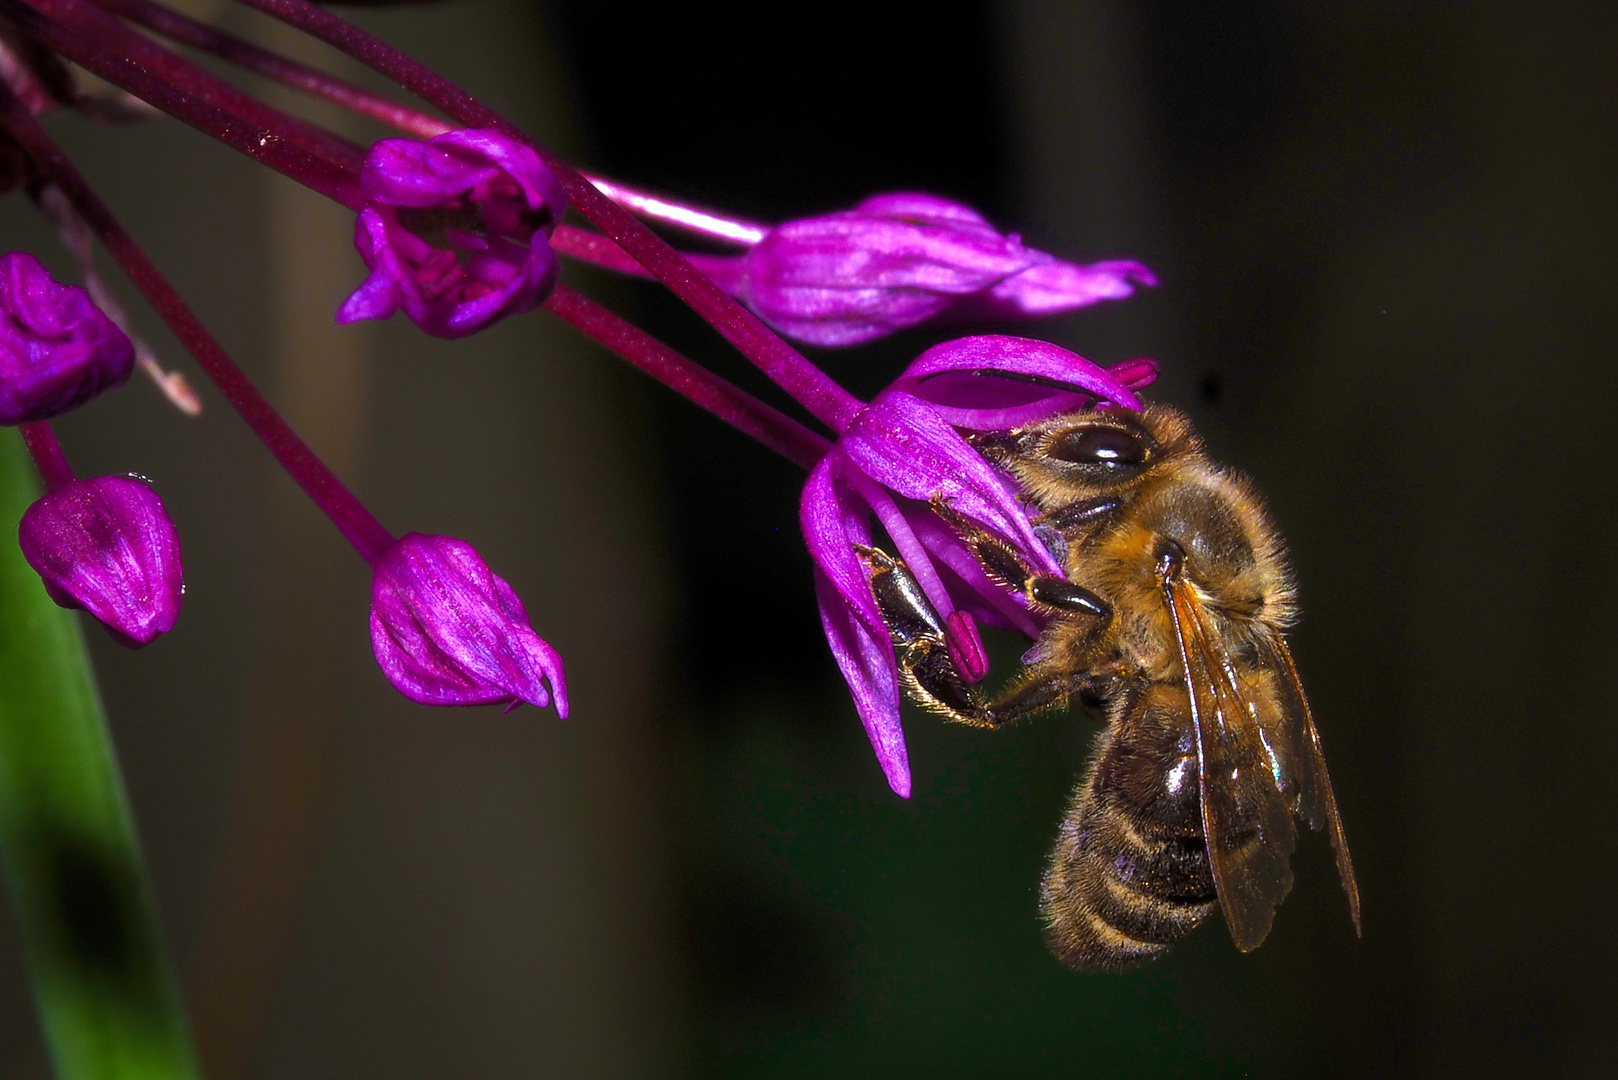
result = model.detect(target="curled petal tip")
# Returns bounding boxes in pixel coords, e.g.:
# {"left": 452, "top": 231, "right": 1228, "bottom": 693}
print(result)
{"left": 370, "top": 533, "right": 567, "bottom": 715}
{"left": 0, "top": 251, "right": 133, "bottom": 423}
{"left": 18, "top": 475, "right": 182, "bottom": 647}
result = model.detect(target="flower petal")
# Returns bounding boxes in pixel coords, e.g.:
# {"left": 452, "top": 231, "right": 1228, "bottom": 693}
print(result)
{"left": 893, "top": 334, "right": 1144, "bottom": 424}
{"left": 839, "top": 391, "right": 1062, "bottom": 577}
{"left": 360, "top": 137, "right": 501, "bottom": 207}
{"left": 814, "top": 567, "right": 910, "bottom": 798}
{"left": 977, "top": 257, "right": 1157, "bottom": 316}
{"left": 432, "top": 129, "right": 565, "bottom": 223}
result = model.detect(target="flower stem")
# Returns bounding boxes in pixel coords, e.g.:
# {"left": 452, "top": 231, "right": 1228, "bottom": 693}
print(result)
{"left": 1, "top": 0, "right": 364, "bottom": 207}
{"left": 87, "top": 0, "right": 453, "bottom": 139}
{"left": 543, "top": 285, "right": 828, "bottom": 471}
{"left": 229, "top": 0, "right": 864, "bottom": 432}
{"left": 550, "top": 225, "right": 653, "bottom": 278}
{"left": 0, "top": 79, "right": 396, "bottom": 563}
{"left": 18, "top": 422, "right": 74, "bottom": 492}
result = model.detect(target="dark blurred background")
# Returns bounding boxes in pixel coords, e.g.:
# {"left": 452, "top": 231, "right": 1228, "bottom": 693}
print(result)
{"left": 2, "top": 0, "right": 1615, "bottom": 1076}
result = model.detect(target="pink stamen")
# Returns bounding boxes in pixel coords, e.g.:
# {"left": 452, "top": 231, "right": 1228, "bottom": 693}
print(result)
{"left": 945, "top": 610, "right": 990, "bottom": 684}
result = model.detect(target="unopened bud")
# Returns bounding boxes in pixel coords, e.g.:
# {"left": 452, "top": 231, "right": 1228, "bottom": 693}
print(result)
{"left": 369, "top": 533, "right": 567, "bottom": 714}
{"left": 18, "top": 474, "right": 183, "bottom": 647}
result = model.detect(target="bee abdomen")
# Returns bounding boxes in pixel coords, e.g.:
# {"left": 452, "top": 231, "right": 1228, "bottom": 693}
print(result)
{"left": 1041, "top": 782, "right": 1217, "bottom": 972}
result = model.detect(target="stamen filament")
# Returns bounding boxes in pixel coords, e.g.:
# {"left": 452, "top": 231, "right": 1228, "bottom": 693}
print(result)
{"left": 848, "top": 472, "right": 957, "bottom": 619}
{"left": 0, "top": 79, "right": 395, "bottom": 562}
{"left": 542, "top": 285, "right": 828, "bottom": 471}
{"left": 229, "top": 0, "right": 864, "bottom": 433}
{"left": 18, "top": 421, "right": 74, "bottom": 492}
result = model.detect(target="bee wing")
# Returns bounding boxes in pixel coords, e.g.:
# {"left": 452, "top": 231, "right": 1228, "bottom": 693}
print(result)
{"left": 1165, "top": 578, "right": 1298, "bottom": 952}
{"left": 1256, "top": 633, "right": 1363, "bottom": 936}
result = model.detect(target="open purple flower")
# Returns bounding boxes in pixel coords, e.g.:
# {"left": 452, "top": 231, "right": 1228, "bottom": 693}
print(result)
{"left": 688, "top": 194, "right": 1156, "bottom": 347}
{"left": 337, "top": 129, "right": 567, "bottom": 339}
{"left": 18, "top": 474, "right": 183, "bottom": 648}
{"left": 801, "top": 336, "right": 1155, "bottom": 796}
{"left": 0, "top": 250, "right": 134, "bottom": 423}
{"left": 370, "top": 532, "right": 568, "bottom": 715}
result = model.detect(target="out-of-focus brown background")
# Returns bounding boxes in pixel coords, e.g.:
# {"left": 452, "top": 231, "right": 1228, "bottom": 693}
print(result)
{"left": 1, "top": 1, "right": 1614, "bottom": 1076}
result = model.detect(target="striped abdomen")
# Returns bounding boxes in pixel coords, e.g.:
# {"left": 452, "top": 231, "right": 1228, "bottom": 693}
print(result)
{"left": 1041, "top": 687, "right": 1219, "bottom": 970}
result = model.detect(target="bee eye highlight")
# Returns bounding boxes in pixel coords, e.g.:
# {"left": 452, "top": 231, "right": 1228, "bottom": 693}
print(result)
{"left": 1047, "top": 427, "right": 1150, "bottom": 469}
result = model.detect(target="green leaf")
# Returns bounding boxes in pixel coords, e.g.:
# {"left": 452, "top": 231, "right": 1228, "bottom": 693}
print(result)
{"left": 0, "top": 427, "right": 200, "bottom": 1080}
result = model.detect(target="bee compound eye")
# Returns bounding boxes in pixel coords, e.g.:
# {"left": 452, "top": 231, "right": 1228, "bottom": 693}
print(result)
{"left": 1047, "top": 427, "right": 1150, "bottom": 470}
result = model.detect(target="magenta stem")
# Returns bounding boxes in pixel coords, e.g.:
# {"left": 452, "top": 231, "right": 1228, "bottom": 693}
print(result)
{"left": 1, "top": 0, "right": 363, "bottom": 208}
{"left": 87, "top": 0, "right": 452, "bottom": 140}
{"left": 0, "top": 80, "right": 395, "bottom": 562}
{"left": 578, "top": 174, "right": 767, "bottom": 247}
{"left": 543, "top": 285, "right": 828, "bottom": 471}
{"left": 230, "top": 0, "right": 862, "bottom": 433}
{"left": 551, "top": 225, "right": 654, "bottom": 278}
{"left": 18, "top": 422, "right": 75, "bottom": 492}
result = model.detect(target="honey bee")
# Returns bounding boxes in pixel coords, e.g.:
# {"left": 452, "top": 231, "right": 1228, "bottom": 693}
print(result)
{"left": 859, "top": 403, "right": 1360, "bottom": 970}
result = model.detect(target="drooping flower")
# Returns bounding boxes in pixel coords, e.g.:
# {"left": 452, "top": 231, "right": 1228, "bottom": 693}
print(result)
{"left": 18, "top": 474, "right": 183, "bottom": 648}
{"left": 687, "top": 193, "right": 1157, "bottom": 347}
{"left": 801, "top": 335, "right": 1155, "bottom": 796}
{"left": 370, "top": 532, "right": 568, "bottom": 715}
{"left": 0, "top": 251, "right": 134, "bottom": 424}
{"left": 337, "top": 128, "right": 567, "bottom": 339}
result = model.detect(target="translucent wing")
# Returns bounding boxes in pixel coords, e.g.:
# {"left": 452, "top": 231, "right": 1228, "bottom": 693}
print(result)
{"left": 1256, "top": 633, "right": 1363, "bottom": 936}
{"left": 1164, "top": 577, "right": 1298, "bottom": 952}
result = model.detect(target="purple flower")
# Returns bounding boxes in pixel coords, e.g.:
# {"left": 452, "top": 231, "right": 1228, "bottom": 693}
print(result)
{"left": 691, "top": 194, "right": 1156, "bottom": 347}
{"left": 337, "top": 129, "right": 567, "bottom": 339}
{"left": 0, "top": 251, "right": 134, "bottom": 424}
{"left": 801, "top": 335, "right": 1155, "bottom": 796}
{"left": 370, "top": 533, "right": 568, "bottom": 715}
{"left": 18, "top": 474, "right": 183, "bottom": 648}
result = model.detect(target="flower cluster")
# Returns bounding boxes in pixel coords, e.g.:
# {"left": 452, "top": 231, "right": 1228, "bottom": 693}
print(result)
{"left": 0, "top": 0, "right": 1162, "bottom": 792}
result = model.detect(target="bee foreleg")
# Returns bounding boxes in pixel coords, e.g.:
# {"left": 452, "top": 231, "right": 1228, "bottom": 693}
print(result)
{"left": 929, "top": 497, "right": 1112, "bottom": 626}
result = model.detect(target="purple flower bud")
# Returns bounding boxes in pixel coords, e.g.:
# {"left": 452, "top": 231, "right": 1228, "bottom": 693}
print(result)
{"left": 0, "top": 251, "right": 134, "bottom": 423}
{"left": 337, "top": 129, "right": 567, "bottom": 339}
{"left": 691, "top": 194, "right": 1156, "bottom": 347}
{"left": 369, "top": 533, "right": 568, "bottom": 715}
{"left": 18, "top": 474, "right": 183, "bottom": 648}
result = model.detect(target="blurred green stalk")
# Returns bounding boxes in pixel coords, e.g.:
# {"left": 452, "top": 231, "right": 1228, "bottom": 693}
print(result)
{"left": 0, "top": 428, "right": 200, "bottom": 1080}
